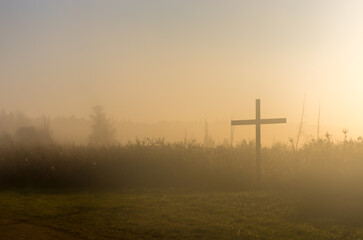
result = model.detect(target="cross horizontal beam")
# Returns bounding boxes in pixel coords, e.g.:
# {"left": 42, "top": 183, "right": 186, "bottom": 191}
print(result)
{"left": 261, "top": 118, "right": 287, "bottom": 124}
{"left": 231, "top": 118, "right": 286, "bottom": 126}
{"left": 231, "top": 119, "right": 256, "bottom": 125}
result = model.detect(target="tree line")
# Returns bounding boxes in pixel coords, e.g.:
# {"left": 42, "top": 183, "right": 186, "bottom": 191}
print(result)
{"left": 0, "top": 106, "right": 116, "bottom": 147}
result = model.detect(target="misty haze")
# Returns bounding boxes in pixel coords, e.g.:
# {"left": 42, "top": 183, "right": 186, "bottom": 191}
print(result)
{"left": 1, "top": 1, "right": 363, "bottom": 239}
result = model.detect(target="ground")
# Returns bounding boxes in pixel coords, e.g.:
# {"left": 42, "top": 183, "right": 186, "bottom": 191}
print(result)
{"left": 0, "top": 189, "right": 362, "bottom": 240}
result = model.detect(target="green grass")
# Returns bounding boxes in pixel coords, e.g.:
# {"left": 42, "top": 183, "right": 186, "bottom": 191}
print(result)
{"left": 1, "top": 190, "right": 362, "bottom": 240}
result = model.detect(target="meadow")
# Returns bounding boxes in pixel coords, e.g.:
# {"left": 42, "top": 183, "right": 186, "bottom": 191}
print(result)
{"left": 2, "top": 137, "right": 363, "bottom": 239}
{"left": 1, "top": 190, "right": 363, "bottom": 240}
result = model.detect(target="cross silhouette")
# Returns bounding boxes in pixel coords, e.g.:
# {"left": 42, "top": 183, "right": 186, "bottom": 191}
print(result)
{"left": 231, "top": 99, "right": 287, "bottom": 184}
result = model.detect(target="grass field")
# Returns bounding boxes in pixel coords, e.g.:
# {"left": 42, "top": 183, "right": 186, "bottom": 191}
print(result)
{"left": 1, "top": 189, "right": 362, "bottom": 240}
{"left": 2, "top": 140, "right": 363, "bottom": 239}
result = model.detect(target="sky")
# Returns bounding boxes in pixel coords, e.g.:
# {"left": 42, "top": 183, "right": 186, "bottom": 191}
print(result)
{"left": 1, "top": 0, "right": 363, "bottom": 141}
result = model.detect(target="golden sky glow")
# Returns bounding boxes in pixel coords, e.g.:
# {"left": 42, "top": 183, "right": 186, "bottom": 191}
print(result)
{"left": 1, "top": 1, "right": 363, "bottom": 142}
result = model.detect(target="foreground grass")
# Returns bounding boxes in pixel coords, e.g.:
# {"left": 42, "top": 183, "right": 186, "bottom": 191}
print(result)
{"left": 0, "top": 190, "right": 362, "bottom": 240}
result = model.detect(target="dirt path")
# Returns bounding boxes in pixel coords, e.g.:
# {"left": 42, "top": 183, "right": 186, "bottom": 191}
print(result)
{"left": 0, "top": 218, "right": 82, "bottom": 240}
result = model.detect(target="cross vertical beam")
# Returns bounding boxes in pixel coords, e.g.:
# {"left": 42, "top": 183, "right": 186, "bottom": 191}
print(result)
{"left": 255, "top": 99, "right": 261, "bottom": 184}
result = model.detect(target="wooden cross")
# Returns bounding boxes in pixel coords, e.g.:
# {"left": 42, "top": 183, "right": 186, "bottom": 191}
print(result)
{"left": 231, "top": 99, "right": 286, "bottom": 184}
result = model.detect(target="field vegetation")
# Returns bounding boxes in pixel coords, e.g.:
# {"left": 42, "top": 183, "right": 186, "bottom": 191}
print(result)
{"left": 2, "top": 190, "right": 363, "bottom": 240}
{"left": 1, "top": 136, "right": 363, "bottom": 190}
{"left": 2, "top": 136, "right": 363, "bottom": 238}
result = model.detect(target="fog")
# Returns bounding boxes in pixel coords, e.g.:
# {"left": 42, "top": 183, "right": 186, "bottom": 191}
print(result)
{"left": 2, "top": 1, "right": 363, "bottom": 239}
{"left": 1, "top": 0, "right": 363, "bottom": 141}
{"left": 0, "top": 108, "right": 352, "bottom": 146}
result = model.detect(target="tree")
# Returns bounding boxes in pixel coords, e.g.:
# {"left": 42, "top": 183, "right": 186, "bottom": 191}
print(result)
{"left": 89, "top": 106, "right": 116, "bottom": 146}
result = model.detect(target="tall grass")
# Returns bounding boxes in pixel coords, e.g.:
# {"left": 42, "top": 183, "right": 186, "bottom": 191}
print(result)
{"left": 0, "top": 139, "right": 256, "bottom": 190}
{"left": 1, "top": 136, "right": 362, "bottom": 190}
{"left": 3, "top": 137, "right": 363, "bottom": 221}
